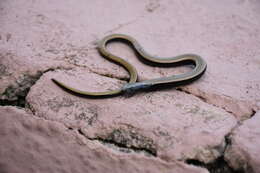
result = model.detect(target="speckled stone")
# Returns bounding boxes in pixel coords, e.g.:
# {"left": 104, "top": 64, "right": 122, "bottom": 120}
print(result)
{"left": 0, "top": 106, "right": 208, "bottom": 173}
{"left": 1, "top": 0, "right": 259, "bottom": 119}
{"left": 27, "top": 69, "right": 237, "bottom": 163}
{"left": 1, "top": 0, "right": 260, "bottom": 172}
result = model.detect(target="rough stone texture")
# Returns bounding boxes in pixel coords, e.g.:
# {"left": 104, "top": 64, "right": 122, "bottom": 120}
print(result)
{"left": 0, "top": 106, "right": 208, "bottom": 173}
{"left": 26, "top": 69, "right": 237, "bottom": 164}
{"left": 0, "top": 0, "right": 148, "bottom": 102}
{"left": 1, "top": 0, "right": 260, "bottom": 172}
{"left": 0, "top": 44, "right": 72, "bottom": 105}
{"left": 1, "top": 0, "right": 259, "bottom": 119}
{"left": 103, "top": 0, "right": 260, "bottom": 120}
{"left": 224, "top": 111, "right": 260, "bottom": 173}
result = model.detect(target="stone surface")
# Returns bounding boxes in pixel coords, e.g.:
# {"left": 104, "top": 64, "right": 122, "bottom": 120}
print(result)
{"left": 0, "top": 106, "right": 208, "bottom": 173}
{"left": 224, "top": 111, "right": 260, "bottom": 173}
{"left": 1, "top": 0, "right": 260, "bottom": 172}
{"left": 0, "top": 51, "right": 72, "bottom": 103}
{"left": 0, "top": 0, "right": 149, "bottom": 102}
{"left": 99, "top": 0, "right": 260, "bottom": 120}
{"left": 26, "top": 69, "right": 237, "bottom": 163}
{"left": 1, "top": 0, "right": 259, "bottom": 119}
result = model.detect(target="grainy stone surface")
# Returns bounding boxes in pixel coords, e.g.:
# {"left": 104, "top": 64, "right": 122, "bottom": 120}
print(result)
{"left": 26, "top": 69, "right": 237, "bottom": 163}
{"left": 1, "top": 0, "right": 259, "bottom": 119}
{"left": 224, "top": 111, "right": 260, "bottom": 173}
{"left": 0, "top": 0, "right": 260, "bottom": 172}
{"left": 0, "top": 106, "right": 208, "bottom": 173}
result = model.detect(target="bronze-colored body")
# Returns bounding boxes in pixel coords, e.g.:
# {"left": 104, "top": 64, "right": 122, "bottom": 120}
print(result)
{"left": 52, "top": 34, "right": 207, "bottom": 97}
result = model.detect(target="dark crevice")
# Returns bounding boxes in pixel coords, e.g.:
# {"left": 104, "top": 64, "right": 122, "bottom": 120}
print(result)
{"left": 250, "top": 109, "right": 256, "bottom": 118}
{"left": 185, "top": 130, "right": 246, "bottom": 173}
{"left": 0, "top": 68, "right": 67, "bottom": 108}
{"left": 185, "top": 156, "right": 245, "bottom": 173}
{"left": 91, "top": 137, "right": 157, "bottom": 157}
{"left": 0, "top": 97, "right": 26, "bottom": 107}
{"left": 77, "top": 128, "right": 85, "bottom": 135}
{"left": 77, "top": 129, "right": 157, "bottom": 157}
{"left": 184, "top": 129, "right": 246, "bottom": 173}
{"left": 0, "top": 71, "right": 44, "bottom": 107}
{"left": 221, "top": 123, "right": 253, "bottom": 173}
{"left": 68, "top": 127, "right": 73, "bottom": 130}
{"left": 224, "top": 134, "right": 232, "bottom": 148}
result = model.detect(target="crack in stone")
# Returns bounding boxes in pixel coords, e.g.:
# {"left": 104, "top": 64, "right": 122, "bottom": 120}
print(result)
{"left": 62, "top": 54, "right": 130, "bottom": 82}
{"left": 77, "top": 128, "right": 157, "bottom": 157}
{"left": 176, "top": 87, "right": 249, "bottom": 119}
{"left": 176, "top": 87, "right": 257, "bottom": 122}
{"left": 0, "top": 67, "right": 72, "bottom": 108}
{"left": 104, "top": 18, "right": 141, "bottom": 34}
{"left": 250, "top": 109, "right": 256, "bottom": 118}
{"left": 221, "top": 119, "right": 256, "bottom": 173}
{"left": 181, "top": 112, "right": 253, "bottom": 173}
{"left": 185, "top": 156, "right": 244, "bottom": 173}
{"left": 184, "top": 116, "right": 258, "bottom": 173}
{"left": 185, "top": 131, "right": 244, "bottom": 173}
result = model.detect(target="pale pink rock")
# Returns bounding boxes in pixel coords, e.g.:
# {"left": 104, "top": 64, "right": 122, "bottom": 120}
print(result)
{"left": 26, "top": 69, "right": 237, "bottom": 163}
{"left": 0, "top": 106, "right": 208, "bottom": 173}
{"left": 0, "top": 0, "right": 147, "bottom": 103}
{"left": 1, "top": 0, "right": 259, "bottom": 119}
{"left": 87, "top": 0, "right": 260, "bottom": 120}
{"left": 0, "top": 53, "right": 72, "bottom": 102}
{"left": 224, "top": 111, "right": 260, "bottom": 173}
{"left": 0, "top": 0, "right": 260, "bottom": 172}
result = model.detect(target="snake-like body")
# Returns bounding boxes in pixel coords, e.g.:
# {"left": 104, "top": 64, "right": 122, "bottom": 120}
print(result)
{"left": 52, "top": 34, "right": 207, "bottom": 97}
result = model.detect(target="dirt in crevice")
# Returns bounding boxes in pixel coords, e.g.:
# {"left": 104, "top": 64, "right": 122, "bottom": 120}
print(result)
{"left": 185, "top": 156, "right": 244, "bottom": 173}
{"left": 0, "top": 68, "right": 64, "bottom": 108}
{"left": 185, "top": 132, "right": 246, "bottom": 173}
{"left": 77, "top": 128, "right": 157, "bottom": 157}
{"left": 250, "top": 109, "right": 256, "bottom": 118}
{"left": 0, "top": 72, "right": 43, "bottom": 107}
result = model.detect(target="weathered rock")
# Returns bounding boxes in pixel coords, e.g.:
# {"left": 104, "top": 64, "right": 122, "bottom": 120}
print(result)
{"left": 224, "top": 111, "right": 260, "bottom": 173}
{"left": 27, "top": 69, "right": 237, "bottom": 164}
{"left": 0, "top": 0, "right": 157, "bottom": 107}
{"left": 0, "top": 51, "right": 72, "bottom": 106}
{"left": 0, "top": 106, "right": 208, "bottom": 173}
{"left": 84, "top": 0, "right": 260, "bottom": 120}
{"left": 1, "top": 0, "right": 260, "bottom": 172}
{"left": 1, "top": 0, "right": 259, "bottom": 119}
{"left": 0, "top": 0, "right": 149, "bottom": 103}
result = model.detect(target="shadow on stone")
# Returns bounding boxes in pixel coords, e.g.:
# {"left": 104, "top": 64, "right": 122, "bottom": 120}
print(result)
{"left": 185, "top": 156, "right": 245, "bottom": 173}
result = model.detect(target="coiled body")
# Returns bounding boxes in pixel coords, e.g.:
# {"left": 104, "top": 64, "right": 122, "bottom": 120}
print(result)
{"left": 52, "top": 34, "right": 207, "bottom": 97}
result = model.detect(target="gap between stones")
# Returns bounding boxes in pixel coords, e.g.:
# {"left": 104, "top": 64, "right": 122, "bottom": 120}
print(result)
{"left": 176, "top": 87, "right": 236, "bottom": 115}
{"left": 74, "top": 126, "right": 243, "bottom": 173}
{"left": 77, "top": 128, "right": 157, "bottom": 157}
{"left": 185, "top": 157, "right": 244, "bottom": 173}
{"left": 0, "top": 67, "right": 72, "bottom": 108}
{"left": 185, "top": 132, "right": 245, "bottom": 173}
{"left": 176, "top": 87, "right": 257, "bottom": 120}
